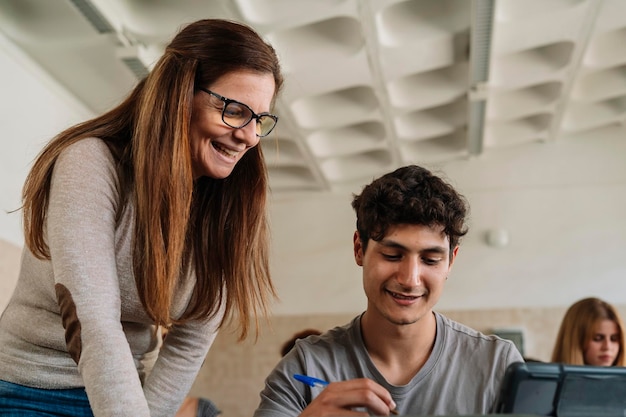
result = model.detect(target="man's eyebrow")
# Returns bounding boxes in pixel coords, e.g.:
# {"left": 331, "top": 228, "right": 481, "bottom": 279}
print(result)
{"left": 378, "top": 239, "right": 447, "bottom": 254}
{"left": 422, "top": 247, "right": 447, "bottom": 254}
{"left": 378, "top": 240, "right": 407, "bottom": 250}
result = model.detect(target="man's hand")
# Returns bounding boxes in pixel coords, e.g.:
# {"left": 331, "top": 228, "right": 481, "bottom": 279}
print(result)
{"left": 299, "top": 378, "right": 397, "bottom": 416}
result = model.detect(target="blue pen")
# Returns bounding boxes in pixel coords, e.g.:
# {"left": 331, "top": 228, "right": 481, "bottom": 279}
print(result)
{"left": 293, "top": 374, "right": 329, "bottom": 388}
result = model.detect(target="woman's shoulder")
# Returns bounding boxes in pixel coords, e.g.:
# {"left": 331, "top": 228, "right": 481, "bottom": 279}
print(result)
{"left": 52, "top": 138, "right": 122, "bottom": 197}
{"left": 59, "top": 137, "right": 113, "bottom": 162}
{"left": 55, "top": 137, "right": 117, "bottom": 175}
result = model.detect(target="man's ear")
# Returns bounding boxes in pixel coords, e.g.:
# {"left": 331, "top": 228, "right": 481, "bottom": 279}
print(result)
{"left": 448, "top": 245, "right": 459, "bottom": 270}
{"left": 353, "top": 231, "right": 364, "bottom": 266}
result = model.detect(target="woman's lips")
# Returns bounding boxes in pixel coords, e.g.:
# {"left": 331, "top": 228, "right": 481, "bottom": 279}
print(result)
{"left": 212, "top": 142, "right": 239, "bottom": 158}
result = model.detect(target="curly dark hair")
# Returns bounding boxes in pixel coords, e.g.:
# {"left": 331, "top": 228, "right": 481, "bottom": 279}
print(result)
{"left": 351, "top": 165, "right": 469, "bottom": 253}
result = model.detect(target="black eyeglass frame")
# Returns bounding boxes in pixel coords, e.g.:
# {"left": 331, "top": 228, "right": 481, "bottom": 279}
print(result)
{"left": 199, "top": 88, "right": 279, "bottom": 137}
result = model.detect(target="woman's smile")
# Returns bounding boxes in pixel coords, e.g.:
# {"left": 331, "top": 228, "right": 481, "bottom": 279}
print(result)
{"left": 190, "top": 70, "right": 275, "bottom": 179}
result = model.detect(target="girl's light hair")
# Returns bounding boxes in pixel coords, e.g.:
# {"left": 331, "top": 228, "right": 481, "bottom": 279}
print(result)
{"left": 551, "top": 297, "right": 625, "bottom": 366}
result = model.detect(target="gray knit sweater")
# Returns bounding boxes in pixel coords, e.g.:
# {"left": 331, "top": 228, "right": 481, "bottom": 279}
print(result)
{"left": 0, "top": 138, "right": 223, "bottom": 417}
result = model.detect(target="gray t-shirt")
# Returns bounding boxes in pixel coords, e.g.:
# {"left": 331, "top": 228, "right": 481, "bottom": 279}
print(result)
{"left": 254, "top": 312, "right": 523, "bottom": 416}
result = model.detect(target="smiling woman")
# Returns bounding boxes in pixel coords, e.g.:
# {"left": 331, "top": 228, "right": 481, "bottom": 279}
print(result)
{"left": 0, "top": 18, "right": 283, "bottom": 417}
{"left": 551, "top": 297, "right": 626, "bottom": 367}
{"left": 189, "top": 71, "right": 276, "bottom": 179}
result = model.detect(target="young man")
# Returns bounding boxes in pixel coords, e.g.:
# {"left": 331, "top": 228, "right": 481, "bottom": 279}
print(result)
{"left": 253, "top": 165, "right": 523, "bottom": 417}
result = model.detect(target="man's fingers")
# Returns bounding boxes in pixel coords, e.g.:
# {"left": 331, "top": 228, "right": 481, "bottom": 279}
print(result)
{"left": 300, "top": 379, "right": 396, "bottom": 417}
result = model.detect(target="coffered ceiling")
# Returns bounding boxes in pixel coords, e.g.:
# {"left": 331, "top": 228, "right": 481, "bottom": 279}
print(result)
{"left": 1, "top": 0, "right": 625, "bottom": 193}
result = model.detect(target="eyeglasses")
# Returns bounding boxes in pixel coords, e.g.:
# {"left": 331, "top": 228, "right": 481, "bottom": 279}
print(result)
{"left": 199, "top": 88, "right": 278, "bottom": 137}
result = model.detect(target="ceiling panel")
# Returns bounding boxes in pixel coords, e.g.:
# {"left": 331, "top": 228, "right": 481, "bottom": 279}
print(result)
{"left": 1, "top": 0, "right": 625, "bottom": 193}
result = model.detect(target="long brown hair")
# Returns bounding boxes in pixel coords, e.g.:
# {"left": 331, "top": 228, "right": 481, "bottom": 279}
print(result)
{"left": 21, "top": 19, "right": 283, "bottom": 339}
{"left": 551, "top": 297, "right": 625, "bottom": 366}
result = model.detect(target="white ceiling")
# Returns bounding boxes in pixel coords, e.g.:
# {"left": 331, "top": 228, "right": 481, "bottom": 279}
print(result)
{"left": 2, "top": 0, "right": 625, "bottom": 194}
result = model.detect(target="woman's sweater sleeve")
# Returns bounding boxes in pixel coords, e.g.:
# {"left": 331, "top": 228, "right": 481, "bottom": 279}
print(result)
{"left": 143, "top": 308, "right": 224, "bottom": 416}
{"left": 47, "top": 138, "right": 150, "bottom": 416}
{"left": 47, "top": 139, "right": 225, "bottom": 416}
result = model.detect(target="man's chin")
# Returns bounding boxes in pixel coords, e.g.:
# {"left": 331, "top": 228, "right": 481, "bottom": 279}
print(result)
{"left": 387, "top": 315, "right": 420, "bottom": 326}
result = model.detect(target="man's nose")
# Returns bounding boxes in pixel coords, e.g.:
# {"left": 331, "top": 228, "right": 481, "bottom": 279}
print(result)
{"left": 397, "top": 257, "right": 420, "bottom": 287}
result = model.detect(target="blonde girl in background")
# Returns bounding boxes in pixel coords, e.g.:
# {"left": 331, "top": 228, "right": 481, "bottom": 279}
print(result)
{"left": 551, "top": 297, "right": 625, "bottom": 366}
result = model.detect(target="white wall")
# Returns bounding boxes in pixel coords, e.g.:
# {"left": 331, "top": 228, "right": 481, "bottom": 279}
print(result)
{"left": 442, "top": 130, "right": 626, "bottom": 311}
{"left": 0, "top": 32, "right": 92, "bottom": 247}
